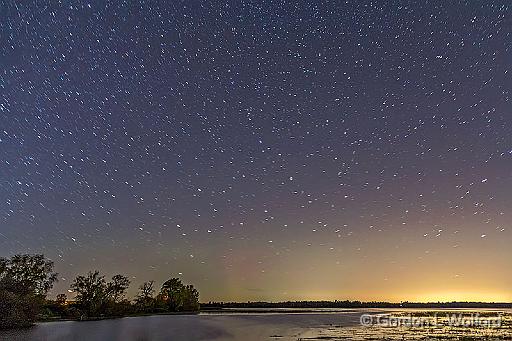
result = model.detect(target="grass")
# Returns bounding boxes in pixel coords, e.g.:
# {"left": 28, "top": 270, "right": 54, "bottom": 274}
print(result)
{"left": 299, "top": 311, "right": 512, "bottom": 340}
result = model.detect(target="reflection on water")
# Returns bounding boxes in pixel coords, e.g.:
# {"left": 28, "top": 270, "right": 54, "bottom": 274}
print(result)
{"left": 0, "top": 309, "right": 510, "bottom": 341}
{"left": 1, "top": 315, "right": 231, "bottom": 341}
{"left": 0, "top": 312, "right": 361, "bottom": 341}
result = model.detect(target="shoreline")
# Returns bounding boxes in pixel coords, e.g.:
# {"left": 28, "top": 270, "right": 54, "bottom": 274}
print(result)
{"left": 37, "top": 310, "right": 200, "bottom": 325}
{"left": 34, "top": 305, "right": 512, "bottom": 325}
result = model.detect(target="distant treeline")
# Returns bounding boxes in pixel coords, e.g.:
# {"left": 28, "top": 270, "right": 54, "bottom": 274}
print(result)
{"left": 203, "top": 301, "right": 512, "bottom": 309}
{"left": 0, "top": 254, "right": 199, "bottom": 330}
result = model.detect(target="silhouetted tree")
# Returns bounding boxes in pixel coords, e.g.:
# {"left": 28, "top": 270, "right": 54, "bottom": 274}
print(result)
{"left": 1, "top": 254, "right": 202, "bottom": 327}
{"left": 107, "top": 274, "right": 130, "bottom": 303}
{"left": 71, "top": 271, "right": 133, "bottom": 318}
{"left": 70, "top": 270, "right": 108, "bottom": 317}
{"left": 160, "top": 278, "right": 185, "bottom": 311}
{"left": 182, "top": 285, "right": 200, "bottom": 311}
{"left": 41, "top": 293, "right": 69, "bottom": 320}
{"left": 0, "top": 254, "right": 57, "bottom": 329}
{"left": 134, "top": 281, "right": 155, "bottom": 313}
{"left": 56, "top": 293, "right": 67, "bottom": 306}
{"left": 159, "top": 278, "right": 199, "bottom": 312}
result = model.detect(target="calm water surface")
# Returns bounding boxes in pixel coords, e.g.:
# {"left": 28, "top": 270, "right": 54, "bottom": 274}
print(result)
{"left": 0, "top": 311, "right": 363, "bottom": 341}
{"left": 2, "top": 309, "right": 510, "bottom": 341}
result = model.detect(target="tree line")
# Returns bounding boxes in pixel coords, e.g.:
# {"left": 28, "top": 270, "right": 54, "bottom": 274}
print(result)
{"left": 203, "top": 300, "right": 512, "bottom": 309}
{"left": 0, "top": 254, "right": 199, "bottom": 329}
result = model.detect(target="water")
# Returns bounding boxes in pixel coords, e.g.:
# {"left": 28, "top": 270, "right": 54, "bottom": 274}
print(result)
{"left": 1, "top": 309, "right": 510, "bottom": 341}
{"left": 0, "top": 311, "right": 363, "bottom": 341}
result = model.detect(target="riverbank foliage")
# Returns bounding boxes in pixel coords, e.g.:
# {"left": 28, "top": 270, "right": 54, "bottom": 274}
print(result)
{"left": 0, "top": 254, "right": 57, "bottom": 329}
{"left": 0, "top": 254, "right": 200, "bottom": 329}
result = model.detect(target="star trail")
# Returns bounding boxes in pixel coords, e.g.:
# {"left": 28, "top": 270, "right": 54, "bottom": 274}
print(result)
{"left": 1, "top": 1, "right": 511, "bottom": 302}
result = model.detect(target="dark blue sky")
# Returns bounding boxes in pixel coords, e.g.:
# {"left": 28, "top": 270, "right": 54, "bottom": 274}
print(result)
{"left": 1, "top": 1, "right": 511, "bottom": 301}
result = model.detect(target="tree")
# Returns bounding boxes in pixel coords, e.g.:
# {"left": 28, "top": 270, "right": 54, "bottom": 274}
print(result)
{"left": 107, "top": 274, "right": 130, "bottom": 303}
{"left": 70, "top": 271, "right": 132, "bottom": 317}
{"left": 70, "top": 270, "right": 107, "bottom": 317}
{"left": 0, "top": 254, "right": 57, "bottom": 329}
{"left": 159, "top": 278, "right": 199, "bottom": 312}
{"left": 56, "top": 293, "right": 67, "bottom": 306}
{"left": 182, "top": 285, "right": 200, "bottom": 311}
{"left": 160, "top": 278, "right": 185, "bottom": 311}
{"left": 0, "top": 254, "right": 57, "bottom": 296}
{"left": 134, "top": 281, "right": 155, "bottom": 313}
{"left": 139, "top": 281, "right": 155, "bottom": 299}
{"left": 41, "top": 293, "right": 69, "bottom": 320}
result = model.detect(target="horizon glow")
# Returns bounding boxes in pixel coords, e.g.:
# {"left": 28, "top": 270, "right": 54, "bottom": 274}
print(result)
{"left": 1, "top": 1, "right": 511, "bottom": 303}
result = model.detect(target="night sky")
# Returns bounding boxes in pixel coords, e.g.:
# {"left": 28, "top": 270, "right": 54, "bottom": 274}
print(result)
{"left": 1, "top": 1, "right": 511, "bottom": 302}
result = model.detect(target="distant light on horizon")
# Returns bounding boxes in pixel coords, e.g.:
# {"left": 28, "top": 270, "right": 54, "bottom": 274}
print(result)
{"left": 1, "top": 0, "right": 510, "bottom": 303}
